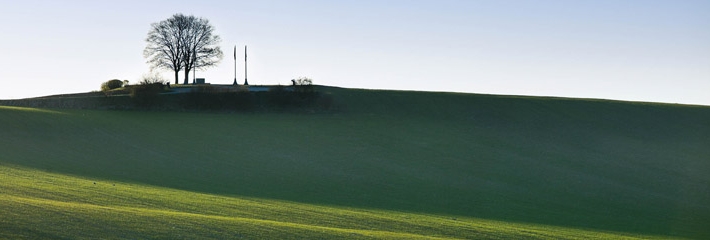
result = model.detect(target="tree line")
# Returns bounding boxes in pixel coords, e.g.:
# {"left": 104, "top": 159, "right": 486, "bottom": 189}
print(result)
{"left": 144, "top": 14, "right": 223, "bottom": 85}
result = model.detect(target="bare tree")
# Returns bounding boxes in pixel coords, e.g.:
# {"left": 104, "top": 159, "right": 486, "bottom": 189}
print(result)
{"left": 144, "top": 14, "right": 186, "bottom": 84}
{"left": 143, "top": 14, "right": 222, "bottom": 85}
{"left": 181, "top": 16, "right": 223, "bottom": 84}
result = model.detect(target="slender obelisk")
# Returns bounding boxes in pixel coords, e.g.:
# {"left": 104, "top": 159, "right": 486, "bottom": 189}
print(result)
{"left": 244, "top": 45, "right": 249, "bottom": 85}
{"left": 192, "top": 53, "right": 196, "bottom": 84}
{"left": 233, "top": 45, "right": 237, "bottom": 85}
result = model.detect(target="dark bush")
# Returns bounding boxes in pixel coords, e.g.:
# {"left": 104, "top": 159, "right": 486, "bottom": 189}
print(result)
{"left": 101, "top": 79, "right": 125, "bottom": 92}
{"left": 129, "top": 82, "right": 165, "bottom": 107}
{"left": 292, "top": 77, "right": 312, "bottom": 86}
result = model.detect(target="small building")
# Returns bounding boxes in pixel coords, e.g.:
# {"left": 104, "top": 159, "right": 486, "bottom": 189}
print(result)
{"left": 195, "top": 78, "right": 206, "bottom": 84}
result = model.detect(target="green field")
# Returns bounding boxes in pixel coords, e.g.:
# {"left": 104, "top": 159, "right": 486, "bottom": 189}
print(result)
{"left": 1, "top": 87, "right": 709, "bottom": 239}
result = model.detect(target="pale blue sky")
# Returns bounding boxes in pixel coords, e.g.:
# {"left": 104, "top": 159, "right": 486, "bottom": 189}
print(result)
{"left": 1, "top": 0, "right": 708, "bottom": 105}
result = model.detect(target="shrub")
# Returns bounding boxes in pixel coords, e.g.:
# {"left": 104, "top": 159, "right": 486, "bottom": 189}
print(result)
{"left": 129, "top": 82, "right": 164, "bottom": 107}
{"left": 123, "top": 73, "right": 169, "bottom": 107}
{"left": 101, "top": 79, "right": 125, "bottom": 92}
{"left": 129, "top": 83, "right": 164, "bottom": 97}
{"left": 292, "top": 77, "right": 315, "bottom": 96}
{"left": 292, "top": 77, "right": 312, "bottom": 86}
{"left": 128, "top": 74, "right": 165, "bottom": 107}
{"left": 140, "top": 72, "right": 168, "bottom": 85}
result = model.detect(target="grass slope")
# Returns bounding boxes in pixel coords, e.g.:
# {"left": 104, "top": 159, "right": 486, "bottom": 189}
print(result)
{"left": 0, "top": 165, "right": 671, "bottom": 239}
{"left": 1, "top": 87, "right": 709, "bottom": 238}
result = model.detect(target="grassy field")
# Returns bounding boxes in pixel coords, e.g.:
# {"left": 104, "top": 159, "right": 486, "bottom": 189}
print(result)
{"left": 1, "top": 165, "right": 669, "bottom": 239}
{"left": 1, "top": 87, "right": 709, "bottom": 239}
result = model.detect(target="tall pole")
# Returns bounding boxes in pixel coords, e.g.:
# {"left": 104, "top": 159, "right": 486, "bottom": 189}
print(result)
{"left": 244, "top": 45, "right": 249, "bottom": 85}
{"left": 233, "top": 45, "right": 237, "bottom": 85}
{"left": 192, "top": 51, "right": 196, "bottom": 84}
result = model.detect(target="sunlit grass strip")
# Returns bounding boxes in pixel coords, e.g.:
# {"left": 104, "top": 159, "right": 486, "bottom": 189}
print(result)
{"left": 2, "top": 195, "right": 459, "bottom": 239}
{"left": 0, "top": 106, "right": 65, "bottom": 114}
{"left": 0, "top": 165, "right": 675, "bottom": 239}
{"left": 1, "top": 194, "right": 667, "bottom": 240}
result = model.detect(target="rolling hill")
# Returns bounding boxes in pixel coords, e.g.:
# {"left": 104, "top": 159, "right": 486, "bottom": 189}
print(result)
{"left": 1, "top": 87, "right": 709, "bottom": 239}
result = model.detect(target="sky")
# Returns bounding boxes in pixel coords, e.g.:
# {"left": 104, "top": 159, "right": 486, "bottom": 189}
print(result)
{"left": 1, "top": 0, "right": 708, "bottom": 105}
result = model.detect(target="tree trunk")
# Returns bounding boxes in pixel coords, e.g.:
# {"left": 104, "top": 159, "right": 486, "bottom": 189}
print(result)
{"left": 183, "top": 68, "right": 190, "bottom": 84}
{"left": 174, "top": 71, "right": 179, "bottom": 85}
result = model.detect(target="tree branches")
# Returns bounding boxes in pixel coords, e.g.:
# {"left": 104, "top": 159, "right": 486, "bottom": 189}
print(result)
{"left": 143, "top": 14, "right": 223, "bottom": 84}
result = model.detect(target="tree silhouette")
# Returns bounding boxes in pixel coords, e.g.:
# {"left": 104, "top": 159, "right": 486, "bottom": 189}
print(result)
{"left": 144, "top": 14, "right": 223, "bottom": 85}
{"left": 181, "top": 16, "right": 223, "bottom": 84}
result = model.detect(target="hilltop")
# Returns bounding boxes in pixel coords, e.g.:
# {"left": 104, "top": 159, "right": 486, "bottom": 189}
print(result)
{"left": 1, "top": 87, "right": 709, "bottom": 239}
{"left": 0, "top": 84, "right": 329, "bottom": 111}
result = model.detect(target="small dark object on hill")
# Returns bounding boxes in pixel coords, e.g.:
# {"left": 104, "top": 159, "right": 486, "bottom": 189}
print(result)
{"left": 292, "top": 77, "right": 312, "bottom": 86}
{"left": 101, "top": 79, "right": 124, "bottom": 92}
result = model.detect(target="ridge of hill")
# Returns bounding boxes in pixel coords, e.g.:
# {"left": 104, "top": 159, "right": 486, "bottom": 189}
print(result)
{"left": 0, "top": 84, "right": 326, "bottom": 111}
{"left": 1, "top": 87, "right": 709, "bottom": 238}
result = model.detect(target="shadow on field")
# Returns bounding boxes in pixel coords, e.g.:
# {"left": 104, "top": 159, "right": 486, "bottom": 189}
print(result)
{"left": 1, "top": 88, "right": 709, "bottom": 239}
